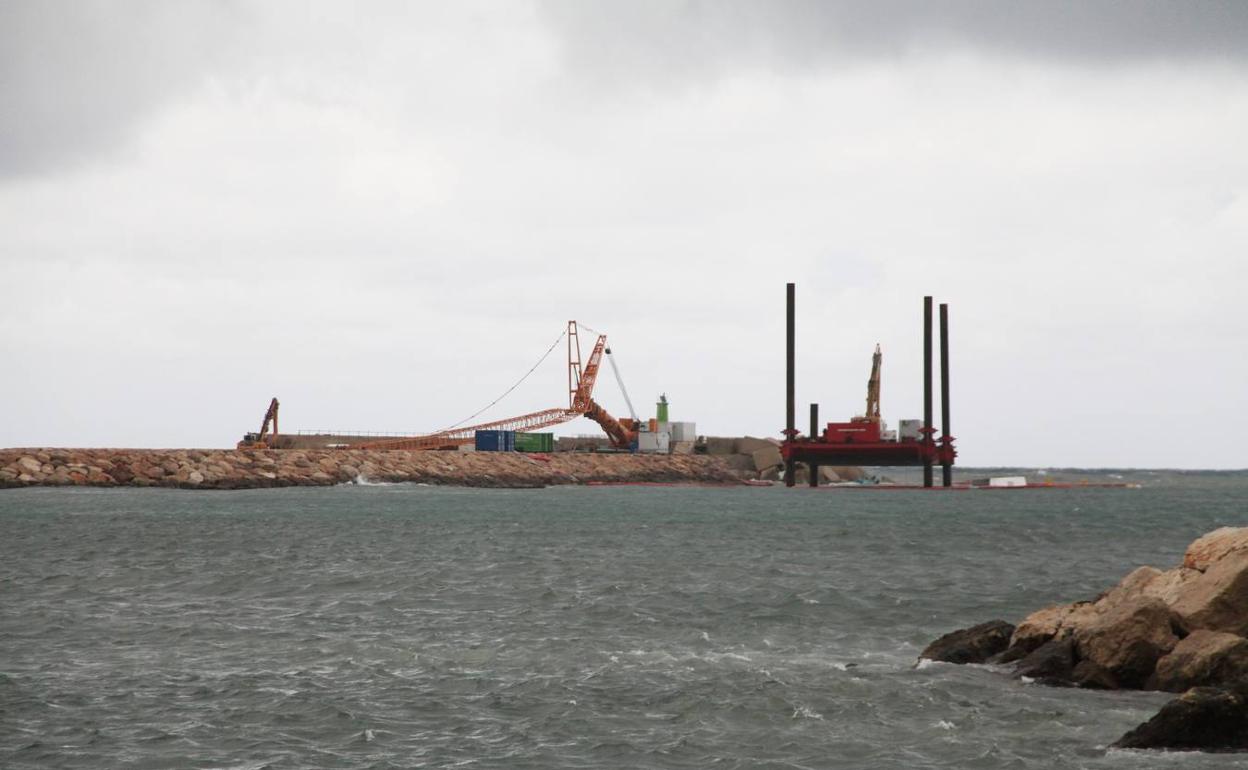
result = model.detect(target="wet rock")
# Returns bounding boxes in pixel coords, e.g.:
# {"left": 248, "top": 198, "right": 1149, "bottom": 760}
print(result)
{"left": 1012, "top": 637, "right": 1077, "bottom": 684}
{"left": 1150, "top": 630, "right": 1248, "bottom": 692}
{"left": 1070, "top": 659, "right": 1119, "bottom": 689}
{"left": 1073, "top": 597, "right": 1183, "bottom": 689}
{"left": 919, "top": 620, "right": 1015, "bottom": 664}
{"left": 1113, "top": 679, "right": 1248, "bottom": 752}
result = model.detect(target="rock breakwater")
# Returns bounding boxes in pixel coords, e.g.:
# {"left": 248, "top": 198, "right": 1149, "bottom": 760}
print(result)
{"left": 0, "top": 448, "right": 742, "bottom": 490}
{"left": 921, "top": 526, "right": 1248, "bottom": 752}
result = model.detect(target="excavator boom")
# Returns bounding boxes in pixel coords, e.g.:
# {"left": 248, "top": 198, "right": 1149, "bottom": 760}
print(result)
{"left": 237, "top": 397, "right": 280, "bottom": 449}
{"left": 864, "top": 344, "right": 882, "bottom": 422}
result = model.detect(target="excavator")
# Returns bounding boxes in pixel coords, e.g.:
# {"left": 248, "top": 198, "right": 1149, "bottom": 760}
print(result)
{"left": 237, "top": 397, "right": 280, "bottom": 449}
{"left": 852, "top": 344, "right": 882, "bottom": 424}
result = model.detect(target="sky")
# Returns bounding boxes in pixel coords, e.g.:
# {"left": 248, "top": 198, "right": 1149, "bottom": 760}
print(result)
{"left": 2, "top": 0, "right": 1246, "bottom": 468}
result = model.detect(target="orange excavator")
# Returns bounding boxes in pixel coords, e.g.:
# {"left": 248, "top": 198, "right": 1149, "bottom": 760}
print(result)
{"left": 353, "top": 321, "right": 638, "bottom": 451}
{"left": 237, "top": 397, "right": 280, "bottom": 449}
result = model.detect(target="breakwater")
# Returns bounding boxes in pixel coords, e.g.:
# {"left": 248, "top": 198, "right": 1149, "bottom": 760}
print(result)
{"left": 0, "top": 448, "right": 742, "bottom": 490}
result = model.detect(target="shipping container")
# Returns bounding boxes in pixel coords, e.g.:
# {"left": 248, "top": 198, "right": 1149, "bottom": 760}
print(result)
{"left": 475, "top": 429, "right": 516, "bottom": 452}
{"left": 514, "top": 432, "right": 554, "bottom": 453}
{"left": 668, "top": 421, "right": 697, "bottom": 443}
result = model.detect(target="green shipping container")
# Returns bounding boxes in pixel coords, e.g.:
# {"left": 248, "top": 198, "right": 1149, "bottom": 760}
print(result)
{"left": 514, "top": 432, "right": 554, "bottom": 453}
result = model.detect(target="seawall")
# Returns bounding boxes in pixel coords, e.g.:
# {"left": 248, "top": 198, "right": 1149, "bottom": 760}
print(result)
{"left": 0, "top": 448, "right": 743, "bottom": 490}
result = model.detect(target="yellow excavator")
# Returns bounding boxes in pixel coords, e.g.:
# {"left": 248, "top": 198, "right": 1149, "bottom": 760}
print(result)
{"left": 237, "top": 397, "right": 280, "bottom": 449}
{"left": 852, "top": 344, "right": 882, "bottom": 424}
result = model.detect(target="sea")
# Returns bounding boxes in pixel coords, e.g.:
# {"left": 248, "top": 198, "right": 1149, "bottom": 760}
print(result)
{"left": 3, "top": 470, "right": 1247, "bottom": 769}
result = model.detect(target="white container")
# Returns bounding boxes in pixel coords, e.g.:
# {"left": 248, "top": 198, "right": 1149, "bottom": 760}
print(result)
{"left": 637, "top": 432, "right": 671, "bottom": 454}
{"left": 880, "top": 429, "right": 897, "bottom": 442}
{"left": 988, "top": 476, "right": 1027, "bottom": 488}
{"left": 899, "top": 419, "right": 924, "bottom": 440}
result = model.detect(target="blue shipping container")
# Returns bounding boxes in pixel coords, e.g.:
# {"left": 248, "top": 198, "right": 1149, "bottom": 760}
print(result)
{"left": 475, "top": 429, "right": 516, "bottom": 452}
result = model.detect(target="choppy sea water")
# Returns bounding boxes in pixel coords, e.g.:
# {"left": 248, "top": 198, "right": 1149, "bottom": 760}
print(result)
{"left": 3, "top": 474, "right": 1247, "bottom": 769}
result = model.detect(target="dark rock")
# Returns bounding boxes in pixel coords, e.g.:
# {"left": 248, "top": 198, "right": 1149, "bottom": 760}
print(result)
{"left": 1113, "top": 679, "right": 1248, "bottom": 752}
{"left": 1012, "top": 637, "right": 1077, "bottom": 684}
{"left": 920, "top": 620, "right": 1015, "bottom": 664}
{"left": 1071, "top": 659, "right": 1119, "bottom": 689}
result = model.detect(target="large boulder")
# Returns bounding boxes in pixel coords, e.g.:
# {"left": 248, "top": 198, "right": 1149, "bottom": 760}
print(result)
{"left": 751, "top": 446, "right": 783, "bottom": 473}
{"left": 1113, "top": 680, "right": 1248, "bottom": 752}
{"left": 1184, "top": 527, "right": 1248, "bottom": 572}
{"left": 1072, "top": 596, "right": 1183, "bottom": 689}
{"left": 1012, "top": 637, "right": 1077, "bottom": 684}
{"left": 919, "top": 620, "right": 1015, "bottom": 664}
{"left": 703, "top": 437, "right": 737, "bottom": 456}
{"left": 1097, "top": 566, "right": 1164, "bottom": 607}
{"left": 1007, "top": 601, "right": 1100, "bottom": 658}
{"left": 1150, "top": 630, "right": 1248, "bottom": 692}
{"left": 1139, "top": 567, "right": 1202, "bottom": 605}
{"left": 1169, "top": 551, "right": 1248, "bottom": 637}
{"left": 735, "top": 437, "right": 777, "bottom": 455}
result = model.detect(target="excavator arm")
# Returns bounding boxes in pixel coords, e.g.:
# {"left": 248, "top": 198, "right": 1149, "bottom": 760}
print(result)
{"left": 259, "top": 397, "right": 280, "bottom": 440}
{"left": 864, "top": 344, "right": 882, "bottom": 422}
{"left": 238, "top": 397, "right": 280, "bottom": 449}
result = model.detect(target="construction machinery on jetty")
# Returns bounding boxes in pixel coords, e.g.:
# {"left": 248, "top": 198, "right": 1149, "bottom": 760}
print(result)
{"left": 780, "top": 284, "right": 957, "bottom": 488}
{"left": 236, "top": 322, "right": 640, "bottom": 451}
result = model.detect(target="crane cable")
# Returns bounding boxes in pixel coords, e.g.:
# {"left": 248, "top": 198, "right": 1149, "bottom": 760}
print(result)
{"left": 438, "top": 329, "right": 567, "bottom": 432}
{"left": 605, "top": 349, "right": 639, "bottom": 422}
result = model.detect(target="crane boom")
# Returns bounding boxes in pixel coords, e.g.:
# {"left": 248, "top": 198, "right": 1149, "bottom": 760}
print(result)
{"left": 570, "top": 331, "right": 607, "bottom": 412}
{"left": 321, "top": 321, "right": 639, "bottom": 451}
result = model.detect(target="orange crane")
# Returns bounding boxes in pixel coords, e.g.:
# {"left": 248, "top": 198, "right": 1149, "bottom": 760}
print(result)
{"left": 354, "top": 321, "right": 638, "bottom": 451}
{"left": 237, "top": 397, "right": 280, "bottom": 449}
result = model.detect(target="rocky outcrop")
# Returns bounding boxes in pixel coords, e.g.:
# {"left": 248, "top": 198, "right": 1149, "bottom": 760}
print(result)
{"left": 921, "top": 527, "right": 1248, "bottom": 752}
{"left": 0, "top": 448, "right": 743, "bottom": 490}
{"left": 919, "top": 620, "right": 1015, "bottom": 664}
{"left": 1150, "top": 630, "right": 1248, "bottom": 692}
{"left": 926, "top": 528, "right": 1248, "bottom": 689}
{"left": 1113, "top": 680, "right": 1248, "bottom": 752}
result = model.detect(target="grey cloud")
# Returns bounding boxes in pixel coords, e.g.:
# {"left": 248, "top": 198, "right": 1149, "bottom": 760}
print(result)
{"left": 0, "top": 0, "right": 246, "bottom": 178}
{"left": 538, "top": 0, "right": 1248, "bottom": 85}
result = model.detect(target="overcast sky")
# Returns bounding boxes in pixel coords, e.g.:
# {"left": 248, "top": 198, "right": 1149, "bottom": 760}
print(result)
{"left": 2, "top": 1, "right": 1246, "bottom": 468}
